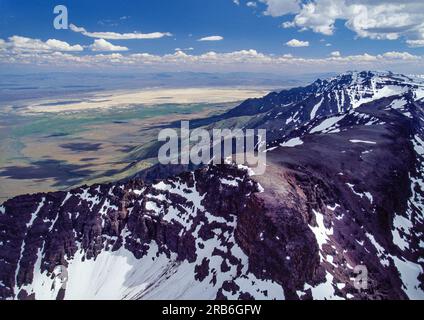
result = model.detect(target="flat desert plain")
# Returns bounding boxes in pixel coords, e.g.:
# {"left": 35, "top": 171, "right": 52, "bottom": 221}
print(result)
{"left": 0, "top": 86, "right": 272, "bottom": 201}
{"left": 24, "top": 87, "right": 270, "bottom": 113}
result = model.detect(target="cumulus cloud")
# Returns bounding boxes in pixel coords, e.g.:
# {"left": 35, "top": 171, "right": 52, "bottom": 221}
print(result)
{"left": 259, "top": 0, "right": 300, "bottom": 17}
{"left": 90, "top": 39, "right": 129, "bottom": 52}
{"left": 45, "top": 39, "right": 84, "bottom": 51}
{"left": 330, "top": 51, "right": 341, "bottom": 57}
{"left": 198, "top": 35, "right": 224, "bottom": 41}
{"left": 0, "top": 34, "right": 421, "bottom": 73}
{"left": 259, "top": 0, "right": 424, "bottom": 43}
{"left": 382, "top": 51, "right": 418, "bottom": 60}
{"left": 2, "top": 38, "right": 420, "bottom": 74}
{"left": 1, "top": 36, "right": 83, "bottom": 52}
{"left": 406, "top": 40, "right": 424, "bottom": 48}
{"left": 70, "top": 24, "right": 171, "bottom": 40}
{"left": 247, "top": 2, "right": 257, "bottom": 8}
{"left": 286, "top": 39, "right": 309, "bottom": 47}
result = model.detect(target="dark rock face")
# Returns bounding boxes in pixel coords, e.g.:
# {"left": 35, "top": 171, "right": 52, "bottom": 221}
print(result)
{"left": 0, "top": 71, "right": 423, "bottom": 300}
{"left": 0, "top": 165, "right": 288, "bottom": 300}
{"left": 259, "top": 92, "right": 424, "bottom": 300}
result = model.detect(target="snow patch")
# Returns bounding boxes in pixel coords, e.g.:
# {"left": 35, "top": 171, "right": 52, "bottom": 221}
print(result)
{"left": 365, "top": 233, "right": 389, "bottom": 267}
{"left": 310, "top": 97, "right": 324, "bottom": 119}
{"left": 309, "top": 209, "right": 333, "bottom": 261}
{"left": 220, "top": 178, "right": 239, "bottom": 187}
{"left": 349, "top": 139, "right": 377, "bottom": 144}
{"left": 310, "top": 115, "right": 346, "bottom": 134}
{"left": 391, "top": 256, "right": 423, "bottom": 300}
{"left": 280, "top": 137, "right": 303, "bottom": 147}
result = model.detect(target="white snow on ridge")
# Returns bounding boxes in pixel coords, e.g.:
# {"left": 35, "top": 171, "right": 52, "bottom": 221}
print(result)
{"left": 280, "top": 137, "right": 303, "bottom": 148}
{"left": 285, "top": 110, "right": 300, "bottom": 125}
{"left": 389, "top": 98, "right": 407, "bottom": 110}
{"left": 145, "top": 201, "right": 162, "bottom": 214}
{"left": 383, "top": 131, "right": 424, "bottom": 299}
{"left": 326, "top": 203, "right": 340, "bottom": 211}
{"left": 256, "top": 182, "right": 265, "bottom": 193}
{"left": 14, "top": 197, "right": 46, "bottom": 296}
{"left": 391, "top": 256, "right": 423, "bottom": 300}
{"left": 78, "top": 188, "right": 101, "bottom": 211}
{"left": 365, "top": 233, "right": 389, "bottom": 267}
{"left": 346, "top": 183, "right": 373, "bottom": 204}
{"left": 225, "top": 273, "right": 284, "bottom": 300}
{"left": 319, "top": 71, "right": 424, "bottom": 111}
{"left": 265, "top": 146, "right": 278, "bottom": 152}
{"left": 61, "top": 192, "right": 72, "bottom": 207}
{"left": 152, "top": 181, "right": 170, "bottom": 191}
{"left": 310, "top": 97, "right": 324, "bottom": 119}
{"left": 343, "top": 73, "right": 406, "bottom": 109}
{"left": 413, "top": 135, "right": 424, "bottom": 156}
{"left": 363, "top": 192, "right": 374, "bottom": 204}
{"left": 352, "top": 85, "right": 405, "bottom": 109}
{"left": 237, "top": 163, "right": 256, "bottom": 176}
{"left": 18, "top": 171, "right": 286, "bottom": 301}
{"left": 349, "top": 139, "right": 376, "bottom": 144}
{"left": 308, "top": 210, "right": 333, "bottom": 258}
{"left": 220, "top": 178, "right": 239, "bottom": 187}
{"left": 0, "top": 205, "right": 5, "bottom": 215}
{"left": 28, "top": 219, "right": 285, "bottom": 300}
{"left": 299, "top": 272, "right": 344, "bottom": 300}
{"left": 27, "top": 198, "right": 45, "bottom": 229}
{"left": 392, "top": 212, "right": 413, "bottom": 251}
{"left": 310, "top": 115, "right": 346, "bottom": 134}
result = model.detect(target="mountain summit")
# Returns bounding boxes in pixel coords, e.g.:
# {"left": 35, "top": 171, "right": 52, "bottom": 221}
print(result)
{"left": 1, "top": 71, "right": 423, "bottom": 300}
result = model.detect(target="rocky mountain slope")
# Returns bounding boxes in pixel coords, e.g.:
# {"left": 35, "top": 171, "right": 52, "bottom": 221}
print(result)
{"left": 193, "top": 71, "right": 424, "bottom": 140}
{"left": 0, "top": 71, "right": 423, "bottom": 300}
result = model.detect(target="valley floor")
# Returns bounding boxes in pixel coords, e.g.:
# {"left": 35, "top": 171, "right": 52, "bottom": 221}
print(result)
{"left": 0, "top": 86, "right": 271, "bottom": 201}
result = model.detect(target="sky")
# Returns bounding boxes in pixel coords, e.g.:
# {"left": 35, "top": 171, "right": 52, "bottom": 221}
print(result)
{"left": 1, "top": 0, "right": 424, "bottom": 74}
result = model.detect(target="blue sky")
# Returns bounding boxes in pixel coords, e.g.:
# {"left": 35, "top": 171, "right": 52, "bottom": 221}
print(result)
{"left": 1, "top": 0, "right": 424, "bottom": 74}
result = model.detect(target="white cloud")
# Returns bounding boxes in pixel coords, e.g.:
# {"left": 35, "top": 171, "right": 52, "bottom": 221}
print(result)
{"left": 330, "top": 51, "right": 341, "bottom": 57}
{"left": 70, "top": 24, "right": 171, "bottom": 40}
{"left": 233, "top": 0, "right": 240, "bottom": 5}
{"left": 286, "top": 38, "right": 309, "bottom": 47}
{"left": 45, "top": 39, "right": 84, "bottom": 52}
{"left": 281, "top": 21, "right": 295, "bottom": 28}
{"left": 382, "top": 51, "right": 418, "bottom": 60}
{"left": 198, "top": 35, "right": 224, "bottom": 41}
{"left": 1, "top": 38, "right": 422, "bottom": 74}
{"left": 406, "top": 39, "right": 424, "bottom": 48}
{"left": 247, "top": 2, "right": 257, "bottom": 8}
{"left": 259, "top": 0, "right": 424, "bottom": 43}
{"left": 259, "top": 0, "right": 300, "bottom": 17}
{"left": 2, "top": 36, "right": 83, "bottom": 52}
{"left": 175, "top": 47, "right": 194, "bottom": 51}
{"left": 90, "top": 39, "right": 129, "bottom": 52}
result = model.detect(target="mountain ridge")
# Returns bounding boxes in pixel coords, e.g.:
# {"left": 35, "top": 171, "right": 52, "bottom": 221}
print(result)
{"left": 1, "top": 70, "right": 423, "bottom": 300}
